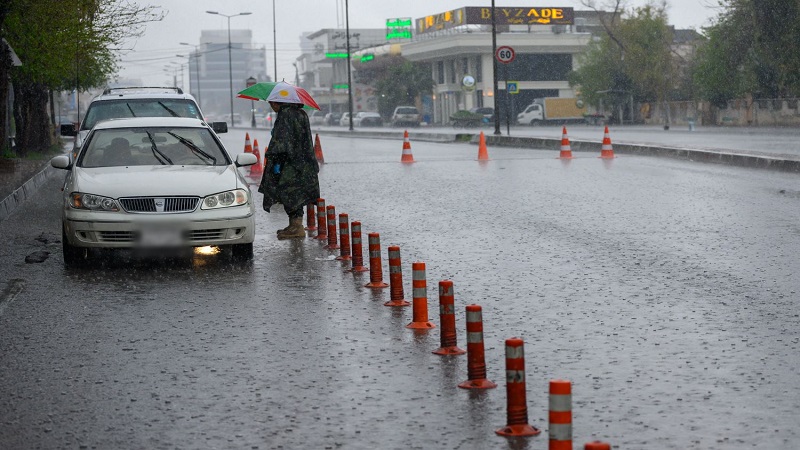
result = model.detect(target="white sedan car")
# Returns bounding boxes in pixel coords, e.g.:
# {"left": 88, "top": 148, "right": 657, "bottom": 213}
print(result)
{"left": 51, "top": 117, "right": 258, "bottom": 266}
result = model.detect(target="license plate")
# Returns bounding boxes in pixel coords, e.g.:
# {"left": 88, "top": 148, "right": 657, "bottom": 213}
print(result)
{"left": 139, "top": 225, "right": 184, "bottom": 247}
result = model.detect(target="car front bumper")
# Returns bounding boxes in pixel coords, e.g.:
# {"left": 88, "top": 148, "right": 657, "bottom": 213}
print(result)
{"left": 63, "top": 210, "right": 255, "bottom": 249}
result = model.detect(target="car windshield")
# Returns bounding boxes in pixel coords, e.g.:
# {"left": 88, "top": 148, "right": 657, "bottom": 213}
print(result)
{"left": 79, "top": 126, "right": 230, "bottom": 168}
{"left": 81, "top": 99, "right": 203, "bottom": 130}
{"left": 396, "top": 108, "right": 417, "bottom": 114}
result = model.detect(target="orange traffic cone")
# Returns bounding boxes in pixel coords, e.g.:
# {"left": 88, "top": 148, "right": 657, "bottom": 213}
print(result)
{"left": 477, "top": 131, "right": 489, "bottom": 161}
{"left": 244, "top": 132, "right": 253, "bottom": 154}
{"left": 249, "top": 138, "right": 263, "bottom": 178}
{"left": 559, "top": 126, "right": 573, "bottom": 159}
{"left": 400, "top": 130, "right": 414, "bottom": 163}
{"left": 314, "top": 133, "right": 325, "bottom": 164}
{"left": 599, "top": 126, "right": 615, "bottom": 159}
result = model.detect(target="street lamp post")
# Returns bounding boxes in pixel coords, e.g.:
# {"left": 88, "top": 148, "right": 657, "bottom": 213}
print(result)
{"left": 206, "top": 10, "right": 252, "bottom": 127}
{"left": 180, "top": 42, "right": 204, "bottom": 107}
{"left": 246, "top": 76, "right": 257, "bottom": 128}
{"left": 345, "top": 0, "right": 353, "bottom": 131}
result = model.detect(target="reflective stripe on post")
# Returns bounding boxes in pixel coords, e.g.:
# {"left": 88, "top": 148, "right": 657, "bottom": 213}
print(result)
{"left": 348, "top": 221, "right": 369, "bottom": 273}
{"left": 336, "top": 213, "right": 351, "bottom": 260}
{"left": 325, "top": 205, "right": 339, "bottom": 250}
{"left": 364, "top": 233, "right": 388, "bottom": 288}
{"left": 432, "top": 280, "right": 465, "bottom": 355}
{"left": 384, "top": 245, "right": 410, "bottom": 307}
{"left": 496, "top": 337, "right": 541, "bottom": 437}
{"left": 458, "top": 305, "right": 496, "bottom": 389}
{"left": 315, "top": 198, "right": 327, "bottom": 240}
{"left": 549, "top": 380, "right": 572, "bottom": 450}
{"left": 406, "top": 261, "right": 435, "bottom": 329}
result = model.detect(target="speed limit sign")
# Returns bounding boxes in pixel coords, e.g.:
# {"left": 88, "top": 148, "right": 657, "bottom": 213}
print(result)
{"left": 495, "top": 46, "right": 515, "bottom": 64}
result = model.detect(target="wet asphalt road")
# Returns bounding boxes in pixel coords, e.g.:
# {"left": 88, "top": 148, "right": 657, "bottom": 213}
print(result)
{"left": 1, "top": 129, "right": 799, "bottom": 449}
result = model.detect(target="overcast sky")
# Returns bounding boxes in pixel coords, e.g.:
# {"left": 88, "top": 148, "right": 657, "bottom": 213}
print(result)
{"left": 118, "top": 0, "right": 722, "bottom": 86}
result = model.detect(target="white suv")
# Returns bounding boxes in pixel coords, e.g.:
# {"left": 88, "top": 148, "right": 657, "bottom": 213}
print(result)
{"left": 61, "top": 87, "right": 227, "bottom": 159}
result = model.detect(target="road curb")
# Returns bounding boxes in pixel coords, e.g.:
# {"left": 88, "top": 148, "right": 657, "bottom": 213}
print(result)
{"left": 0, "top": 165, "right": 55, "bottom": 223}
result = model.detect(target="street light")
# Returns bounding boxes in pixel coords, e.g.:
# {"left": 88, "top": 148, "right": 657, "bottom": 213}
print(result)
{"left": 206, "top": 10, "right": 252, "bottom": 127}
{"left": 180, "top": 42, "right": 205, "bottom": 107}
{"left": 246, "top": 76, "right": 257, "bottom": 128}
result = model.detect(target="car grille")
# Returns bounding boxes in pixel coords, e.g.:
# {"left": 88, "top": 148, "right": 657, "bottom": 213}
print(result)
{"left": 96, "top": 229, "right": 225, "bottom": 243}
{"left": 119, "top": 197, "right": 199, "bottom": 213}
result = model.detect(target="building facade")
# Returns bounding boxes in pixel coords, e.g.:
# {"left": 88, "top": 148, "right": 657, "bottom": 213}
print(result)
{"left": 187, "top": 30, "right": 268, "bottom": 122}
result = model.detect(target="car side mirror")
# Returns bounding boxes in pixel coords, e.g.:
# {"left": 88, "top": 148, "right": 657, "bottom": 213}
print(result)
{"left": 51, "top": 155, "right": 71, "bottom": 169}
{"left": 60, "top": 123, "right": 77, "bottom": 137}
{"left": 236, "top": 152, "right": 257, "bottom": 167}
{"left": 211, "top": 122, "right": 228, "bottom": 134}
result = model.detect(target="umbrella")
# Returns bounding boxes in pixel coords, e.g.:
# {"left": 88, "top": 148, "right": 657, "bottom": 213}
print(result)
{"left": 237, "top": 81, "right": 321, "bottom": 110}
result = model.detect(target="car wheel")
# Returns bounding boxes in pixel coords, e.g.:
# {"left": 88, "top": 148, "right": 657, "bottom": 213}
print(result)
{"left": 62, "top": 227, "right": 86, "bottom": 267}
{"left": 231, "top": 242, "right": 254, "bottom": 261}
{"left": 530, "top": 119, "right": 541, "bottom": 127}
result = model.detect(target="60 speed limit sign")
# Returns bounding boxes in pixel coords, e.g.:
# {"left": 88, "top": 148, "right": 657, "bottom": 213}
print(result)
{"left": 495, "top": 46, "right": 515, "bottom": 64}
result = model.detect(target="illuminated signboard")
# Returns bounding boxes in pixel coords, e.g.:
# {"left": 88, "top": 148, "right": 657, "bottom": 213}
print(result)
{"left": 416, "top": 6, "right": 574, "bottom": 34}
{"left": 325, "top": 53, "right": 349, "bottom": 59}
{"left": 387, "top": 17, "right": 413, "bottom": 40}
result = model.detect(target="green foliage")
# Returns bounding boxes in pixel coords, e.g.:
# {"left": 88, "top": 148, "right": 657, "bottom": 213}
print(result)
{"left": 374, "top": 61, "right": 434, "bottom": 117}
{"left": 693, "top": 0, "right": 800, "bottom": 105}
{"left": 569, "top": 3, "right": 673, "bottom": 110}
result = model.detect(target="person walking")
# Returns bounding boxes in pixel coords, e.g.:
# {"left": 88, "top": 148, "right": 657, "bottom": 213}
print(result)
{"left": 258, "top": 99, "right": 320, "bottom": 240}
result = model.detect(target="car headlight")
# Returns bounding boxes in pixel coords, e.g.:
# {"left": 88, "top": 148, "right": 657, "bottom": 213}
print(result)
{"left": 201, "top": 189, "right": 249, "bottom": 210}
{"left": 69, "top": 193, "right": 119, "bottom": 211}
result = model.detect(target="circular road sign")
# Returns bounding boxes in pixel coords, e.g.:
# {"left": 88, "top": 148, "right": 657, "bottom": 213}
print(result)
{"left": 495, "top": 46, "right": 515, "bottom": 64}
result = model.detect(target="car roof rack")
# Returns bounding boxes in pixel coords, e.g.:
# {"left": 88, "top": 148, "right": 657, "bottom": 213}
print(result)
{"left": 102, "top": 87, "right": 184, "bottom": 95}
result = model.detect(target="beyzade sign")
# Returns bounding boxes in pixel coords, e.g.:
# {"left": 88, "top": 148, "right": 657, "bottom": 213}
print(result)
{"left": 417, "top": 6, "right": 574, "bottom": 34}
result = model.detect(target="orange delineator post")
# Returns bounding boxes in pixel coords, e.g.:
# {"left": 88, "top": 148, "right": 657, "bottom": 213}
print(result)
{"left": 305, "top": 203, "right": 317, "bottom": 231}
{"left": 365, "top": 233, "right": 389, "bottom": 288}
{"left": 599, "top": 126, "right": 615, "bottom": 159}
{"left": 315, "top": 198, "right": 327, "bottom": 240}
{"left": 314, "top": 133, "right": 325, "bottom": 163}
{"left": 336, "top": 213, "right": 351, "bottom": 261}
{"left": 559, "top": 126, "right": 573, "bottom": 159}
{"left": 384, "top": 246, "right": 410, "bottom": 307}
{"left": 406, "top": 262, "right": 435, "bottom": 329}
{"left": 496, "top": 337, "right": 541, "bottom": 437}
{"left": 549, "top": 380, "right": 573, "bottom": 450}
{"left": 249, "top": 139, "right": 264, "bottom": 178}
{"left": 400, "top": 130, "right": 415, "bottom": 163}
{"left": 325, "top": 205, "right": 339, "bottom": 250}
{"left": 584, "top": 442, "right": 611, "bottom": 450}
{"left": 458, "top": 304, "right": 497, "bottom": 389}
{"left": 348, "top": 221, "right": 369, "bottom": 273}
{"left": 432, "top": 280, "right": 466, "bottom": 355}
{"left": 477, "top": 131, "right": 489, "bottom": 161}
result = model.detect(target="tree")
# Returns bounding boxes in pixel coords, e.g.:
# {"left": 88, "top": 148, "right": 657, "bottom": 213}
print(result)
{"left": 374, "top": 60, "right": 434, "bottom": 118}
{"left": 693, "top": 0, "right": 800, "bottom": 106}
{"left": 0, "top": 0, "right": 163, "bottom": 155}
{"left": 570, "top": 1, "right": 674, "bottom": 122}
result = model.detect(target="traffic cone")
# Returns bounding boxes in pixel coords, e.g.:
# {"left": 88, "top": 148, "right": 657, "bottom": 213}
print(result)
{"left": 400, "top": 130, "right": 415, "bottom": 163}
{"left": 599, "top": 126, "right": 615, "bottom": 159}
{"left": 249, "top": 138, "right": 263, "bottom": 178}
{"left": 314, "top": 133, "right": 325, "bottom": 164}
{"left": 559, "top": 126, "right": 573, "bottom": 159}
{"left": 244, "top": 132, "right": 253, "bottom": 154}
{"left": 477, "top": 131, "right": 489, "bottom": 161}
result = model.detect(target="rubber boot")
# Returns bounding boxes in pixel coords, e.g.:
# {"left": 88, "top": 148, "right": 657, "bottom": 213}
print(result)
{"left": 277, "top": 217, "right": 305, "bottom": 240}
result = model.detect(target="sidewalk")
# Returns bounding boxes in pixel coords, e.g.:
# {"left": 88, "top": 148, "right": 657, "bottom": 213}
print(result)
{"left": 0, "top": 158, "right": 54, "bottom": 223}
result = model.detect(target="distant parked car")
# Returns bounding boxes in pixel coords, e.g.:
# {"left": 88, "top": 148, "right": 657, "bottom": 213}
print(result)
{"left": 469, "top": 107, "right": 495, "bottom": 123}
{"left": 324, "top": 112, "right": 341, "bottom": 126}
{"left": 391, "top": 106, "right": 421, "bottom": 127}
{"left": 308, "top": 110, "right": 326, "bottom": 126}
{"left": 339, "top": 112, "right": 351, "bottom": 127}
{"left": 353, "top": 111, "right": 383, "bottom": 127}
